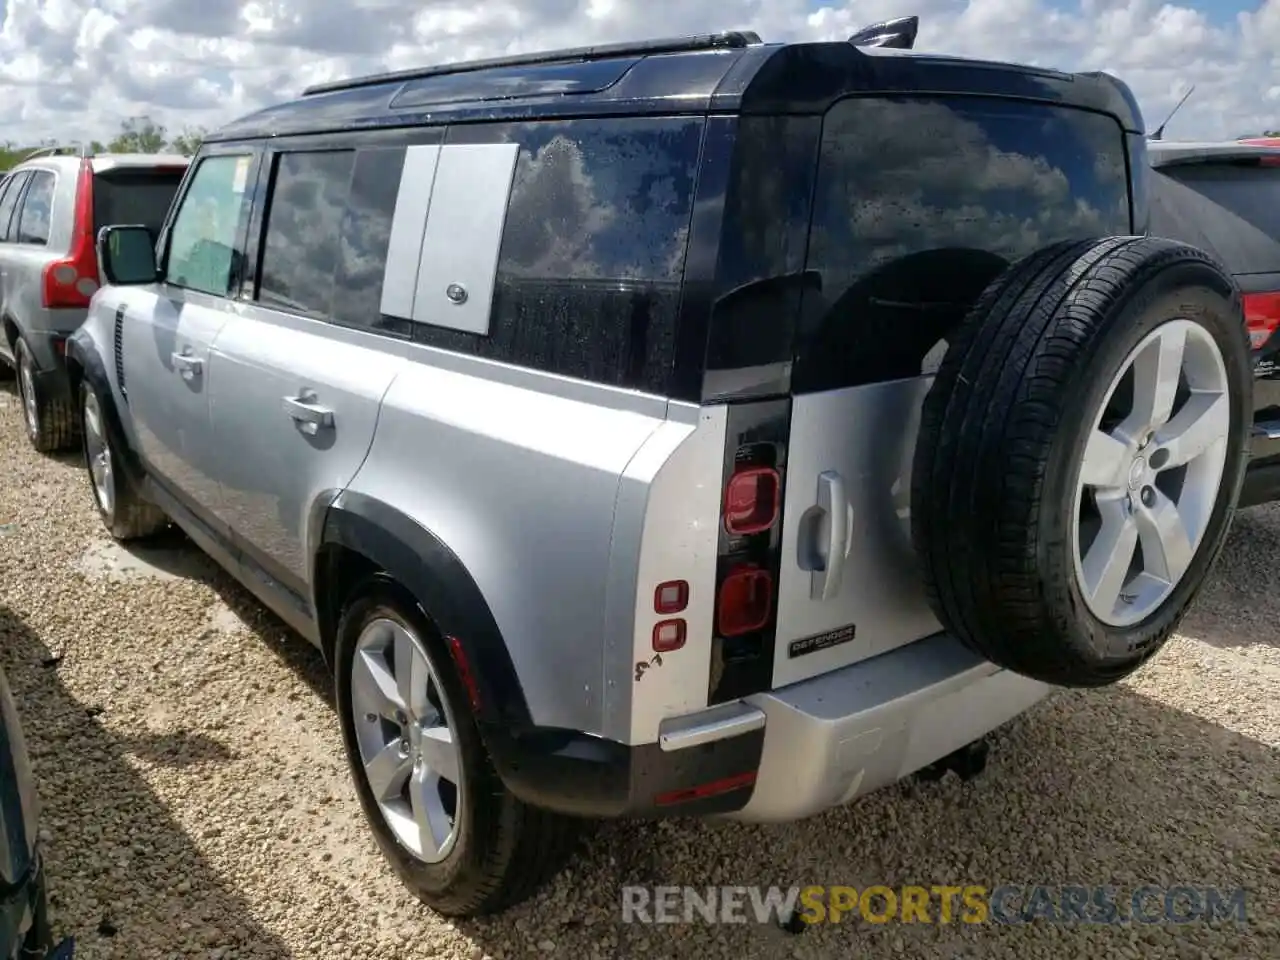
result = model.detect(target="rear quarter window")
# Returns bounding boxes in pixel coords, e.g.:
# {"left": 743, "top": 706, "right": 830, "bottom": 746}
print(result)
{"left": 412, "top": 116, "right": 704, "bottom": 393}
{"left": 797, "top": 96, "right": 1132, "bottom": 392}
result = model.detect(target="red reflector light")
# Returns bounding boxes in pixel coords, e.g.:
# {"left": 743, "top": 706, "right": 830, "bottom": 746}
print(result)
{"left": 653, "top": 580, "right": 688, "bottom": 615}
{"left": 717, "top": 565, "right": 773, "bottom": 637}
{"left": 652, "top": 619, "right": 686, "bottom": 653}
{"left": 1244, "top": 292, "right": 1280, "bottom": 350}
{"left": 445, "top": 636, "right": 482, "bottom": 710}
{"left": 724, "top": 466, "right": 781, "bottom": 536}
{"left": 654, "top": 770, "right": 757, "bottom": 806}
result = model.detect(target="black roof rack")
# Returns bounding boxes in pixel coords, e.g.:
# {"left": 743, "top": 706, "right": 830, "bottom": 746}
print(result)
{"left": 301, "top": 30, "right": 763, "bottom": 97}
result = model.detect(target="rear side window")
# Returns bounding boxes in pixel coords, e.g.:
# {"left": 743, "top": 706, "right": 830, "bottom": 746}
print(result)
{"left": 93, "top": 169, "right": 186, "bottom": 239}
{"left": 797, "top": 96, "right": 1132, "bottom": 392}
{"left": 413, "top": 117, "right": 703, "bottom": 392}
{"left": 15, "top": 170, "right": 54, "bottom": 245}
{"left": 257, "top": 150, "right": 357, "bottom": 317}
{"left": 1148, "top": 164, "right": 1280, "bottom": 276}
{"left": 0, "top": 172, "right": 30, "bottom": 242}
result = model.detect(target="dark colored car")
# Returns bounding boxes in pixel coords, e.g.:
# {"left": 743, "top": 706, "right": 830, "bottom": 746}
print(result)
{"left": 1147, "top": 140, "right": 1280, "bottom": 505}
{"left": 0, "top": 665, "right": 73, "bottom": 959}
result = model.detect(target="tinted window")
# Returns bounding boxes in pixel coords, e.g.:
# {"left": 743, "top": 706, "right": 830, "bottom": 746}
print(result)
{"left": 1149, "top": 165, "right": 1280, "bottom": 276}
{"left": 330, "top": 148, "right": 406, "bottom": 330}
{"left": 797, "top": 97, "right": 1132, "bottom": 392}
{"left": 16, "top": 171, "right": 54, "bottom": 245}
{"left": 94, "top": 169, "right": 186, "bottom": 238}
{"left": 165, "top": 155, "right": 253, "bottom": 297}
{"left": 413, "top": 116, "right": 703, "bottom": 392}
{"left": 0, "top": 173, "right": 30, "bottom": 242}
{"left": 258, "top": 150, "right": 356, "bottom": 317}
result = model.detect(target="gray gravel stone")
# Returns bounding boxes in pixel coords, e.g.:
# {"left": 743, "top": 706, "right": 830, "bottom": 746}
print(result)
{"left": 0, "top": 383, "right": 1275, "bottom": 958}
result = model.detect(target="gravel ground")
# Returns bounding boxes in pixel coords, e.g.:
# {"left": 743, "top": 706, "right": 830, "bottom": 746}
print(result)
{"left": 0, "top": 379, "right": 1276, "bottom": 960}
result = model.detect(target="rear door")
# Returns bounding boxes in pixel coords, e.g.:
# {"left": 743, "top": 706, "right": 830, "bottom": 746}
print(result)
{"left": 772, "top": 95, "right": 1134, "bottom": 687}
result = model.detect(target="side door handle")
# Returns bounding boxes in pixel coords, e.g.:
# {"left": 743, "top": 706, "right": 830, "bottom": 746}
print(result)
{"left": 282, "top": 393, "right": 334, "bottom": 435}
{"left": 171, "top": 351, "right": 202, "bottom": 380}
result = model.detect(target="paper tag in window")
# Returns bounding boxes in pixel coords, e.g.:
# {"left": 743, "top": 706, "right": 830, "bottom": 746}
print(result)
{"left": 231, "top": 156, "right": 250, "bottom": 194}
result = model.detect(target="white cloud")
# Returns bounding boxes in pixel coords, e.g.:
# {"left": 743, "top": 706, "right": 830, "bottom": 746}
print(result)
{"left": 0, "top": 0, "right": 1276, "bottom": 145}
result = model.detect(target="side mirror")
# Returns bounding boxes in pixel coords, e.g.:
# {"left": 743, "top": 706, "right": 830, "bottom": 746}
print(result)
{"left": 97, "top": 225, "right": 159, "bottom": 286}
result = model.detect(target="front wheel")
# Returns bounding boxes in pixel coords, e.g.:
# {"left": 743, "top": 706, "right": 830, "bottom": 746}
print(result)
{"left": 80, "top": 380, "right": 168, "bottom": 540}
{"left": 334, "top": 580, "right": 577, "bottom": 917}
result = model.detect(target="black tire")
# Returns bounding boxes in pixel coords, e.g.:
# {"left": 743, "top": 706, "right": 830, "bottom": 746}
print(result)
{"left": 911, "top": 237, "right": 1252, "bottom": 687}
{"left": 16, "top": 337, "right": 77, "bottom": 453}
{"left": 79, "top": 380, "right": 168, "bottom": 540}
{"left": 334, "top": 578, "right": 578, "bottom": 917}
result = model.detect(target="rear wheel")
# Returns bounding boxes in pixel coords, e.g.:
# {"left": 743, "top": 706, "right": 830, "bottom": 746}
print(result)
{"left": 911, "top": 237, "right": 1252, "bottom": 687}
{"left": 334, "top": 580, "right": 577, "bottom": 917}
{"left": 16, "top": 337, "right": 76, "bottom": 453}
{"left": 80, "top": 380, "right": 168, "bottom": 540}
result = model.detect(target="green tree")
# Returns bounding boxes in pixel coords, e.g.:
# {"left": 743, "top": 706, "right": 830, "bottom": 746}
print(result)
{"left": 167, "top": 127, "right": 206, "bottom": 157}
{"left": 107, "top": 116, "right": 167, "bottom": 154}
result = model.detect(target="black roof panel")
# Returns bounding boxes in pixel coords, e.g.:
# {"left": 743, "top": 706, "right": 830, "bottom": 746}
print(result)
{"left": 207, "top": 36, "right": 1146, "bottom": 142}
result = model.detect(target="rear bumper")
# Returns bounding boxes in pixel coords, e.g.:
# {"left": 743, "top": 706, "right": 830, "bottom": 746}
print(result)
{"left": 491, "top": 632, "right": 1048, "bottom": 823}
{"left": 726, "top": 632, "right": 1050, "bottom": 822}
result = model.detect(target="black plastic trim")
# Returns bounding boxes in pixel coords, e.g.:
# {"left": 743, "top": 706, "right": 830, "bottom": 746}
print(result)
{"left": 485, "top": 724, "right": 764, "bottom": 818}
{"left": 319, "top": 492, "right": 535, "bottom": 730}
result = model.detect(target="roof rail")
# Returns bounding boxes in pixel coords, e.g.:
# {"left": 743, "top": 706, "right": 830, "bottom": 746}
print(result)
{"left": 20, "top": 144, "right": 90, "bottom": 162}
{"left": 301, "top": 30, "right": 764, "bottom": 97}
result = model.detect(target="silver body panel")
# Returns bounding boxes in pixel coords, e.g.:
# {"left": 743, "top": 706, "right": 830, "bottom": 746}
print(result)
{"left": 76, "top": 128, "right": 1052, "bottom": 821}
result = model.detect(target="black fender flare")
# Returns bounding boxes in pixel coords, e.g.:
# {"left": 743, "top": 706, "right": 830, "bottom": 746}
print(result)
{"left": 317, "top": 491, "right": 534, "bottom": 732}
{"left": 64, "top": 331, "right": 149, "bottom": 491}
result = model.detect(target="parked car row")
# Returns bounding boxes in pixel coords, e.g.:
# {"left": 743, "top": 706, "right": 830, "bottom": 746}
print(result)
{"left": 2, "top": 19, "right": 1279, "bottom": 942}
{"left": 0, "top": 148, "right": 188, "bottom": 451}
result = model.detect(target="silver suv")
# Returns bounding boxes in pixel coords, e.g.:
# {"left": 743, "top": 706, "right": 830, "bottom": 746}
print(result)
{"left": 65, "top": 28, "right": 1257, "bottom": 918}
{"left": 0, "top": 148, "right": 188, "bottom": 452}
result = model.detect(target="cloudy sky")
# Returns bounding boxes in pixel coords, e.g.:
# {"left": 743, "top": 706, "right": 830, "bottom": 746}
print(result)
{"left": 0, "top": 0, "right": 1277, "bottom": 145}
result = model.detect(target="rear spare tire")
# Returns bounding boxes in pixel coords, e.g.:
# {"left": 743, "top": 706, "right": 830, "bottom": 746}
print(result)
{"left": 911, "top": 237, "right": 1252, "bottom": 687}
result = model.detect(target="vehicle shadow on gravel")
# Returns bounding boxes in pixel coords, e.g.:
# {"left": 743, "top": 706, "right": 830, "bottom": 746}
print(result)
{"left": 98, "top": 525, "right": 334, "bottom": 702}
{"left": 1177, "top": 504, "right": 1280, "bottom": 651}
{"left": 0, "top": 606, "right": 294, "bottom": 960}
{"left": 452, "top": 686, "right": 1277, "bottom": 959}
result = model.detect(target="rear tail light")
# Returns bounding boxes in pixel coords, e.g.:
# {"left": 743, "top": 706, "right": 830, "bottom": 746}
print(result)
{"left": 41, "top": 160, "right": 98, "bottom": 309}
{"left": 724, "top": 466, "right": 781, "bottom": 535}
{"left": 1244, "top": 292, "right": 1280, "bottom": 350}
{"left": 717, "top": 564, "right": 773, "bottom": 636}
{"left": 707, "top": 402, "right": 790, "bottom": 704}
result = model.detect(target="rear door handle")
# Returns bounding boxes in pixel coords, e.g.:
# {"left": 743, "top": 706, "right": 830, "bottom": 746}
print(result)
{"left": 283, "top": 393, "right": 334, "bottom": 434}
{"left": 171, "top": 351, "right": 202, "bottom": 379}
{"left": 810, "top": 470, "right": 854, "bottom": 601}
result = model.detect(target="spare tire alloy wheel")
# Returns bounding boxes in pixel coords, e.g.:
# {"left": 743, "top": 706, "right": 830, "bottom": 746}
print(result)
{"left": 1073, "top": 319, "right": 1229, "bottom": 626}
{"left": 350, "top": 617, "right": 463, "bottom": 864}
{"left": 912, "top": 237, "right": 1252, "bottom": 687}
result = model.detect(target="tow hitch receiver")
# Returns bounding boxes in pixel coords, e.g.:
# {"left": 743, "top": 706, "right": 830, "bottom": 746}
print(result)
{"left": 914, "top": 738, "right": 990, "bottom": 783}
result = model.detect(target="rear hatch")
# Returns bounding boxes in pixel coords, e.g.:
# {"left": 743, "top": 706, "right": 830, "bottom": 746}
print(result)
{"left": 768, "top": 92, "right": 1136, "bottom": 689}
{"left": 91, "top": 161, "right": 188, "bottom": 241}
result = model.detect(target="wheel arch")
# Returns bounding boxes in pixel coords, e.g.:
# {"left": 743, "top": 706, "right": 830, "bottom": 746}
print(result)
{"left": 63, "top": 333, "right": 148, "bottom": 487}
{"left": 314, "top": 491, "right": 534, "bottom": 733}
